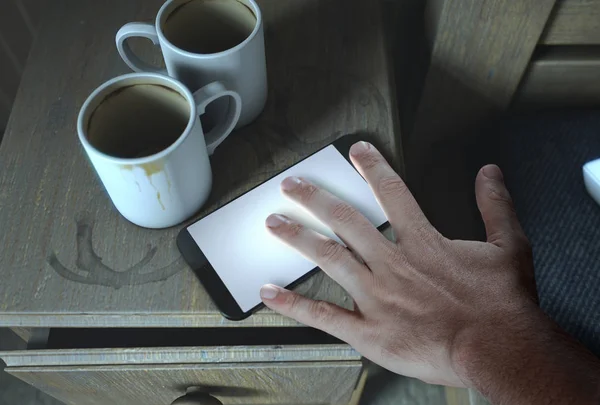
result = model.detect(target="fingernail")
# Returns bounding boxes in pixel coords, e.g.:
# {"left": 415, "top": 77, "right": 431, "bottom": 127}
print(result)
{"left": 261, "top": 284, "right": 282, "bottom": 300}
{"left": 482, "top": 165, "right": 504, "bottom": 181}
{"left": 266, "top": 214, "right": 290, "bottom": 229}
{"left": 281, "top": 176, "right": 302, "bottom": 191}
{"left": 350, "top": 141, "right": 370, "bottom": 156}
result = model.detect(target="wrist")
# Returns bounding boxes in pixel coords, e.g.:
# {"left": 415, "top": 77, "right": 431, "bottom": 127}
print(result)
{"left": 451, "top": 307, "right": 600, "bottom": 405}
{"left": 450, "top": 305, "right": 547, "bottom": 386}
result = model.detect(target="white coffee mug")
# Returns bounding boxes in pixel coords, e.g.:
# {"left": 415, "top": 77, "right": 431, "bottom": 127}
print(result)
{"left": 77, "top": 73, "right": 241, "bottom": 229}
{"left": 116, "top": 0, "right": 267, "bottom": 129}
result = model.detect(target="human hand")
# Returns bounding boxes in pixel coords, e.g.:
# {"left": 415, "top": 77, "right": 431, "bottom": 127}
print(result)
{"left": 260, "top": 141, "right": 542, "bottom": 387}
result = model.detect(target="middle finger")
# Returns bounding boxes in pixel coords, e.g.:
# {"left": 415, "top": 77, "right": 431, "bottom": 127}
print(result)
{"left": 280, "top": 176, "right": 390, "bottom": 265}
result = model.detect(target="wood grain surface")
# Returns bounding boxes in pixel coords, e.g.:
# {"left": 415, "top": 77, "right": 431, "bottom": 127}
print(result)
{"left": 405, "top": 0, "right": 557, "bottom": 240}
{"left": 540, "top": 0, "right": 600, "bottom": 45}
{"left": 516, "top": 46, "right": 600, "bottom": 107}
{"left": 0, "top": 0, "right": 400, "bottom": 328}
{"left": 2, "top": 345, "right": 362, "bottom": 405}
{"left": 6, "top": 362, "right": 362, "bottom": 405}
{"left": 357, "top": 363, "right": 487, "bottom": 405}
{"left": 0, "top": 345, "right": 360, "bottom": 367}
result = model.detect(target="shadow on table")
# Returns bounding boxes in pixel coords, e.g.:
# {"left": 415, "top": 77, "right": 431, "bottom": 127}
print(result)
{"left": 360, "top": 363, "right": 447, "bottom": 405}
{"left": 205, "top": 0, "right": 386, "bottom": 210}
{"left": 0, "top": 329, "right": 64, "bottom": 405}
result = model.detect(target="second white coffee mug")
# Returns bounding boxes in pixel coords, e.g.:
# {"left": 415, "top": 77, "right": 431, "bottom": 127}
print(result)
{"left": 116, "top": 0, "right": 268, "bottom": 129}
{"left": 77, "top": 73, "right": 241, "bottom": 229}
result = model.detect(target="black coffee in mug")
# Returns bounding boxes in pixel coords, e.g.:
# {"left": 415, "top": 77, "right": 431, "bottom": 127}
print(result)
{"left": 163, "top": 0, "right": 257, "bottom": 54}
{"left": 87, "top": 84, "right": 190, "bottom": 158}
{"left": 116, "top": 0, "right": 265, "bottom": 129}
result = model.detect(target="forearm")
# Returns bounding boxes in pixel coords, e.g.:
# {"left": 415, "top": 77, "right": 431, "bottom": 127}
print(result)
{"left": 454, "top": 310, "right": 600, "bottom": 405}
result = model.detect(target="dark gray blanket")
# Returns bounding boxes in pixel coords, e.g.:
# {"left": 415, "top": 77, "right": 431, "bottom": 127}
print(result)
{"left": 484, "top": 111, "right": 600, "bottom": 357}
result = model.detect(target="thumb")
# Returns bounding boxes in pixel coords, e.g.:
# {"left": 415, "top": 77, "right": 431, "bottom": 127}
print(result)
{"left": 475, "top": 165, "right": 527, "bottom": 250}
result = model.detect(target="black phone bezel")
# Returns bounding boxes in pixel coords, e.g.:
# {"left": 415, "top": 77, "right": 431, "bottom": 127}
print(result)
{"left": 177, "top": 135, "right": 390, "bottom": 321}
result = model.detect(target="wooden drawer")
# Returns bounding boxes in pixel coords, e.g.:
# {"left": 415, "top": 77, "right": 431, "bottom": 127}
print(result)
{"left": 540, "top": 0, "right": 600, "bottom": 45}
{"left": 515, "top": 46, "right": 600, "bottom": 107}
{"left": 1, "top": 345, "right": 362, "bottom": 405}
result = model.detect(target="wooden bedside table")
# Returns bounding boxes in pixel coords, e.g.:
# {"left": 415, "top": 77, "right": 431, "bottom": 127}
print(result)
{"left": 0, "top": 0, "right": 401, "bottom": 404}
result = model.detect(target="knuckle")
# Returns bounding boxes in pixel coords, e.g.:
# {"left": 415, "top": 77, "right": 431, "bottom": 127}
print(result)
{"left": 331, "top": 202, "right": 359, "bottom": 224}
{"left": 298, "top": 183, "right": 319, "bottom": 204}
{"left": 308, "top": 300, "right": 335, "bottom": 323}
{"left": 378, "top": 175, "right": 409, "bottom": 199}
{"left": 282, "top": 222, "right": 304, "bottom": 238}
{"left": 488, "top": 187, "right": 515, "bottom": 209}
{"left": 285, "top": 292, "right": 304, "bottom": 312}
{"left": 359, "top": 152, "right": 381, "bottom": 171}
{"left": 317, "top": 239, "right": 347, "bottom": 263}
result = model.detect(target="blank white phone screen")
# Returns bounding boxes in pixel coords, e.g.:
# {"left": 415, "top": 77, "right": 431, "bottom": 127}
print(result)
{"left": 187, "top": 145, "right": 388, "bottom": 312}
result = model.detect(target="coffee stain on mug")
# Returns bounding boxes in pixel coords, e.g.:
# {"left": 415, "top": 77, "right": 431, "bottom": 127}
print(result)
{"left": 47, "top": 214, "right": 185, "bottom": 289}
{"left": 156, "top": 191, "right": 165, "bottom": 210}
{"left": 141, "top": 162, "right": 167, "bottom": 210}
{"left": 121, "top": 161, "right": 167, "bottom": 210}
{"left": 139, "top": 161, "right": 164, "bottom": 177}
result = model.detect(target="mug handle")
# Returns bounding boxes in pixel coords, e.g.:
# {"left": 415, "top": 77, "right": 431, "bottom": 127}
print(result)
{"left": 116, "top": 22, "right": 167, "bottom": 74}
{"left": 193, "top": 82, "right": 242, "bottom": 155}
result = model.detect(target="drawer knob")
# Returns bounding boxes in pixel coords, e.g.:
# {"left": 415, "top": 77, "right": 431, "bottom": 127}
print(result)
{"left": 172, "top": 388, "right": 223, "bottom": 405}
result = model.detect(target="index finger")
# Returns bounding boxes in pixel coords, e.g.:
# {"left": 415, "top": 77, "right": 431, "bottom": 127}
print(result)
{"left": 260, "top": 284, "right": 358, "bottom": 341}
{"left": 349, "top": 142, "right": 431, "bottom": 237}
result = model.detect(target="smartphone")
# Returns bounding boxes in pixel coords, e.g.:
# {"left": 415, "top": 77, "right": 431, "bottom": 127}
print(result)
{"left": 177, "top": 135, "right": 389, "bottom": 320}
